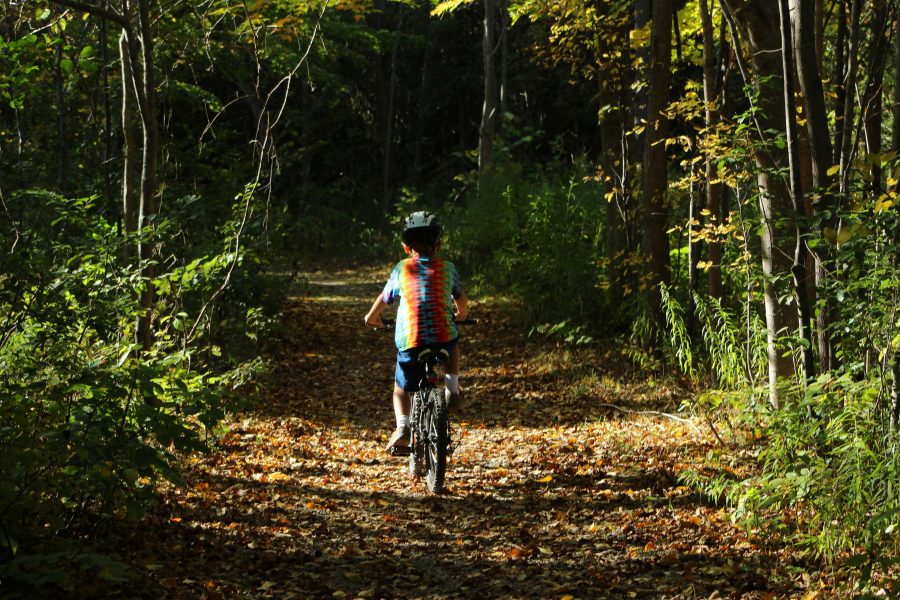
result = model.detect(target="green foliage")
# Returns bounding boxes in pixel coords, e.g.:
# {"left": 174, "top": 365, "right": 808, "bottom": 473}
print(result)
{"left": 729, "top": 375, "right": 900, "bottom": 563}
{"left": 660, "top": 284, "right": 694, "bottom": 378}
{"left": 657, "top": 283, "right": 767, "bottom": 389}
{"left": 448, "top": 160, "right": 619, "bottom": 334}
{"left": 0, "top": 190, "right": 273, "bottom": 593}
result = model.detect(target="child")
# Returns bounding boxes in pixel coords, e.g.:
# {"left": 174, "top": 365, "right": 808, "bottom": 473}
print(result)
{"left": 364, "top": 211, "right": 468, "bottom": 452}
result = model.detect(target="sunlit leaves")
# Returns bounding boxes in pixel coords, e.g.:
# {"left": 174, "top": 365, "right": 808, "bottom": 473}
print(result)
{"left": 430, "top": 0, "right": 475, "bottom": 18}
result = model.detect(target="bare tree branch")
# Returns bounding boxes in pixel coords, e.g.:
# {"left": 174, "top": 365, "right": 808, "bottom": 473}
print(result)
{"left": 49, "top": 0, "right": 131, "bottom": 31}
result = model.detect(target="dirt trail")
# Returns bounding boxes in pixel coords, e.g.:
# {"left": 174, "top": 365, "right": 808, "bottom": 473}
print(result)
{"left": 111, "top": 266, "right": 818, "bottom": 599}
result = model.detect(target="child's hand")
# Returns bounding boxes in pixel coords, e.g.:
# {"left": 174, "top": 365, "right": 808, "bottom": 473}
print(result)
{"left": 364, "top": 314, "right": 384, "bottom": 328}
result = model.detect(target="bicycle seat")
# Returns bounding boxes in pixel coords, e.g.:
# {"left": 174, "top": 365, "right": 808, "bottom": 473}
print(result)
{"left": 417, "top": 348, "right": 450, "bottom": 365}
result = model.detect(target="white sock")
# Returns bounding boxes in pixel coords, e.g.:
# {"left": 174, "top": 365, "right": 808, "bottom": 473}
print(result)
{"left": 397, "top": 414, "right": 410, "bottom": 428}
{"left": 445, "top": 374, "right": 459, "bottom": 394}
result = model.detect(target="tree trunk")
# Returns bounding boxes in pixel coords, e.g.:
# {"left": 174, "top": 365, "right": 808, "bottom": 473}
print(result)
{"left": 642, "top": 0, "right": 673, "bottom": 338}
{"left": 861, "top": 0, "right": 890, "bottom": 193}
{"left": 792, "top": 0, "right": 838, "bottom": 372}
{"left": 722, "top": 0, "right": 800, "bottom": 407}
{"left": 499, "top": 0, "right": 508, "bottom": 116}
{"left": 412, "top": 3, "right": 432, "bottom": 176}
{"left": 632, "top": 0, "right": 651, "bottom": 166}
{"left": 119, "top": 29, "right": 138, "bottom": 244}
{"left": 699, "top": 0, "right": 723, "bottom": 299}
{"left": 479, "top": 0, "right": 498, "bottom": 175}
{"left": 100, "top": 3, "right": 117, "bottom": 227}
{"left": 779, "top": 0, "right": 815, "bottom": 380}
{"left": 833, "top": 0, "right": 847, "bottom": 166}
{"left": 597, "top": 7, "right": 631, "bottom": 306}
{"left": 136, "top": 0, "right": 158, "bottom": 352}
{"left": 838, "top": 0, "right": 861, "bottom": 194}
{"left": 893, "top": 16, "right": 900, "bottom": 168}
{"left": 54, "top": 39, "right": 68, "bottom": 195}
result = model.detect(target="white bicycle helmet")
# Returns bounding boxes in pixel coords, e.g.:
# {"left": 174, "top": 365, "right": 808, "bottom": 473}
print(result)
{"left": 402, "top": 211, "right": 442, "bottom": 245}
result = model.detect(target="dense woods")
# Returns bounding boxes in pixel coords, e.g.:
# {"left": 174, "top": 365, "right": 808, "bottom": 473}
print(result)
{"left": 4, "top": 0, "right": 900, "bottom": 594}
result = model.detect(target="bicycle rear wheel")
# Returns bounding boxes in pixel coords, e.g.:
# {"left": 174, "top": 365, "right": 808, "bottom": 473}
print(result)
{"left": 408, "top": 392, "right": 426, "bottom": 478}
{"left": 425, "top": 388, "right": 448, "bottom": 493}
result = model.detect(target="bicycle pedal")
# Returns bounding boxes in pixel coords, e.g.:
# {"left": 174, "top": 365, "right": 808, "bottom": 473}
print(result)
{"left": 389, "top": 446, "right": 412, "bottom": 456}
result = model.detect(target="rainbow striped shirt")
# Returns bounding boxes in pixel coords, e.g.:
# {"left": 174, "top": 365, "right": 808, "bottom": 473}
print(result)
{"left": 382, "top": 256, "right": 463, "bottom": 351}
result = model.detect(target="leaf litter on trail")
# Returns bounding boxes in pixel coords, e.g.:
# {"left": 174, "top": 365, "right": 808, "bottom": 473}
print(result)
{"left": 93, "top": 267, "right": 835, "bottom": 598}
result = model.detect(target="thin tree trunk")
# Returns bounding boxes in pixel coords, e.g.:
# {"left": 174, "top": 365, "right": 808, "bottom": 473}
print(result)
{"left": 862, "top": 0, "right": 890, "bottom": 193}
{"left": 381, "top": 13, "right": 403, "bottom": 216}
{"left": 632, "top": 0, "right": 651, "bottom": 166}
{"left": 699, "top": 0, "right": 723, "bottom": 299}
{"left": 55, "top": 39, "right": 68, "bottom": 194}
{"left": 779, "top": 0, "right": 815, "bottom": 380}
{"left": 643, "top": 0, "right": 673, "bottom": 338}
{"left": 413, "top": 4, "right": 432, "bottom": 175}
{"left": 833, "top": 0, "right": 847, "bottom": 166}
{"left": 598, "top": 7, "right": 631, "bottom": 305}
{"left": 135, "top": 0, "right": 158, "bottom": 352}
{"left": 893, "top": 15, "right": 900, "bottom": 167}
{"left": 100, "top": 2, "right": 117, "bottom": 228}
{"left": 499, "top": 0, "right": 508, "bottom": 116}
{"left": 119, "top": 30, "right": 138, "bottom": 244}
{"left": 792, "top": 0, "right": 836, "bottom": 372}
{"left": 687, "top": 176, "right": 701, "bottom": 338}
{"left": 839, "top": 0, "right": 862, "bottom": 194}
{"left": 479, "top": 0, "right": 498, "bottom": 175}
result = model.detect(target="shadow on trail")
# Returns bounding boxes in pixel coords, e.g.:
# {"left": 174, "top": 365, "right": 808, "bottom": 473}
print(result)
{"left": 257, "top": 279, "right": 686, "bottom": 432}
{"left": 121, "top": 475, "right": 783, "bottom": 600}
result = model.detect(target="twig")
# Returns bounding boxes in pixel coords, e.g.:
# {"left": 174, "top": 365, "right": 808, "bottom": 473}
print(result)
{"left": 593, "top": 403, "right": 704, "bottom": 437}
{"left": 186, "top": 2, "right": 330, "bottom": 342}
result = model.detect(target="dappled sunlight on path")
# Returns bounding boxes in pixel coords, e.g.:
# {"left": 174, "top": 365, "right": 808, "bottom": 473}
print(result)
{"left": 108, "top": 266, "right": 823, "bottom": 599}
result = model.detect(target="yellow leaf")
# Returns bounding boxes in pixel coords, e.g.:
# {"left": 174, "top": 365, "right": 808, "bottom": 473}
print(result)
{"left": 875, "top": 196, "right": 895, "bottom": 213}
{"left": 561, "top": 596, "right": 575, "bottom": 600}
{"left": 536, "top": 475, "right": 553, "bottom": 483}
{"left": 835, "top": 227, "right": 853, "bottom": 245}
{"left": 826, "top": 164, "right": 840, "bottom": 177}
{"left": 430, "top": 0, "right": 474, "bottom": 17}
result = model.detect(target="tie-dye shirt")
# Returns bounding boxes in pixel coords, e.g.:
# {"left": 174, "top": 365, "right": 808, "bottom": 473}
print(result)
{"left": 382, "top": 256, "right": 463, "bottom": 351}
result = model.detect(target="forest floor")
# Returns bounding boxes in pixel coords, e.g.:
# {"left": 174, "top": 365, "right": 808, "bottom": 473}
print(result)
{"left": 104, "top": 265, "right": 841, "bottom": 599}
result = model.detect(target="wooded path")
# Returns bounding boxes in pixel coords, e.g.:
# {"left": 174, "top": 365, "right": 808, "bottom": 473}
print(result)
{"left": 107, "top": 266, "right": 827, "bottom": 599}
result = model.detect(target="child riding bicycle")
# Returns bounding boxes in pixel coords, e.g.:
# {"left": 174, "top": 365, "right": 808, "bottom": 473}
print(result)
{"left": 364, "top": 211, "right": 468, "bottom": 453}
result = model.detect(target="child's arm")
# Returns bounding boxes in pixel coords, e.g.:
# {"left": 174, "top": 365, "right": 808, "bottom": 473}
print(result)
{"left": 364, "top": 294, "right": 389, "bottom": 327}
{"left": 454, "top": 289, "right": 468, "bottom": 321}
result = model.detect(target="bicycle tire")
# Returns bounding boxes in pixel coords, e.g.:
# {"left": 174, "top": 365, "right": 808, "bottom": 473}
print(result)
{"left": 425, "top": 388, "right": 448, "bottom": 493}
{"left": 408, "top": 392, "right": 425, "bottom": 478}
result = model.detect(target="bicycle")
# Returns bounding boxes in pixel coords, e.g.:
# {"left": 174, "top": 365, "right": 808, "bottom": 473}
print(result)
{"left": 374, "top": 318, "right": 475, "bottom": 494}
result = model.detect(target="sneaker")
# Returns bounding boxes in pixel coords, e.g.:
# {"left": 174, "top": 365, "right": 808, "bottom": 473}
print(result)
{"left": 385, "top": 425, "right": 410, "bottom": 452}
{"left": 445, "top": 388, "right": 464, "bottom": 410}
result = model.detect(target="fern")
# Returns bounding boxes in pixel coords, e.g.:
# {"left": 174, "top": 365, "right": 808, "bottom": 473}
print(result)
{"left": 693, "top": 293, "right": 746, "bottom": 389}
{"left": 660, "top": 283, "right": 694, "bottom": 379}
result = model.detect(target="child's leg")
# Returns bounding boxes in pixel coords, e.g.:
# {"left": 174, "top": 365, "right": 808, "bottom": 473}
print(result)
{"left": 392, "top": 384, "right": 410, "bottom": 425}
{"left": 445, "top": 344, "right": 461, "bottom": 403}
{"left": 446, "top": 345, "right": 460, "bottom": 375}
